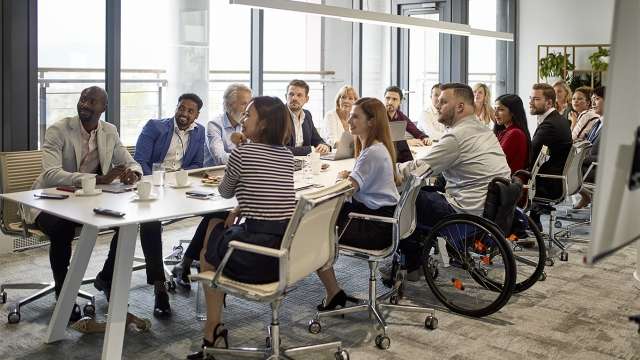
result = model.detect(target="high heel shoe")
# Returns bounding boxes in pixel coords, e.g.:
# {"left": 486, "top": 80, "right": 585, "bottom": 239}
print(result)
{"left": 186, "top": 323, "right": 229, "bottom": 359}
{"left": 316, "top": 290, "right": 358, "bottom": 311}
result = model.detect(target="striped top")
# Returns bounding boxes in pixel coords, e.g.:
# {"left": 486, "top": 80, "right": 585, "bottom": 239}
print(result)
{"left": 219, "top": 143, "right": 295, "bottom": 220}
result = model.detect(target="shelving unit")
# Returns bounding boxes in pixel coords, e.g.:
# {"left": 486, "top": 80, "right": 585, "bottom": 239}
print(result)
{"left": 537, "top": 44, "right": 610, "bottom": 87}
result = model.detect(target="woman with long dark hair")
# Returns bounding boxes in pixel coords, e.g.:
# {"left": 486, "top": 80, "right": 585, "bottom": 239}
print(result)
{"left": 493, "top": 94, "right": 531, "bottom": 173}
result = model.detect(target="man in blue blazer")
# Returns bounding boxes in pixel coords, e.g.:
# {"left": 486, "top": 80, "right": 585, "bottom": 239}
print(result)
{"left": 285, "top": 79, "right": 331, "bottom": 156}
{"left": 135, "top": 94, "right": 205, "bottom": 174}
{"left": 132, "top": 93, "right": 205, "bottom": 318}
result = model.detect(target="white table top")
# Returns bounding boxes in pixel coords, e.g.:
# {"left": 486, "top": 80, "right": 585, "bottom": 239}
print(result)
{"left": 0, "top": 145, "right": 431, "bottom": 229}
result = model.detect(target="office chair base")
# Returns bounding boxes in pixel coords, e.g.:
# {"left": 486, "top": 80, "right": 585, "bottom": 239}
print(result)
{"left": 311, "top": 261, "right": 436, "bottom": 348}
{"left": 206, "top": 299, "right": 347, "bottom": 359}
{"left": 162, "top": 239, "right": 192, "bottom": 292}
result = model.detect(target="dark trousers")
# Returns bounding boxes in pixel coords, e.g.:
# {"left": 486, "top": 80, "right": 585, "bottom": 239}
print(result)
{"left": 36, "top": 212, "right": 118, "bottom": 296}
{"left": 184, "top": 211, "right": 229, "bottom": 261}
{"left": 36, "top": 213, "right": 166, "bottom": 295}
{"left": 99, "top": 221, "right": 166, "bottom": 286}
{"left": 400, "top": 190, "right": 456, "bottom": 271}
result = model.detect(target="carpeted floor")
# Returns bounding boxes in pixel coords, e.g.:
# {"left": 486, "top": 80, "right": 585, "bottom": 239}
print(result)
{"left": 1, "top": 213, "right": 639, "bottom": 360}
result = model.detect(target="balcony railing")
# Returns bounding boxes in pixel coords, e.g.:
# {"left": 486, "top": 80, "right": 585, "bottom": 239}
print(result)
{"left": 37, "top": 68, "right": 336, "bottom": 146}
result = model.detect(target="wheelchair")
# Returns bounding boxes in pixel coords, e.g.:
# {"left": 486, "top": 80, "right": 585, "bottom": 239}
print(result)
{"left": 384, "top": 177, "right": 547, "bottom": 318}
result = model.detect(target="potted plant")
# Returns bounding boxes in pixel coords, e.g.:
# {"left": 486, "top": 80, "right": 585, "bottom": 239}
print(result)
{"left": 539, "top": 52, "right": 575, "bottom": 80}
{"left": 588, "top": 47, "right": 610, "bottom": 72}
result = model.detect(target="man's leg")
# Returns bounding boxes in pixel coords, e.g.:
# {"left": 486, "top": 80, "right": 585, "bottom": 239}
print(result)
{"left": 401, "top": 191, "right": 457, "bottom": 274}
{"left": 139, "top": 221, "right": 171, "bottom": 317}
{"left": 35, "top": 212, "right": 82, "bottom": 322}
{"left": 94, "top": 229, "right": 120, "bottom": 301}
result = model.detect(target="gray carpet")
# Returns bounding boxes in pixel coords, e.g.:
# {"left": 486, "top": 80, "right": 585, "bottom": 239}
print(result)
{"left": 1, "top": 215, "right": 639, "bottom": 360}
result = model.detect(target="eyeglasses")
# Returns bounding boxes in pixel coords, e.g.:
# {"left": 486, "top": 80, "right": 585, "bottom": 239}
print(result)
{"left": 239, "top": 111, "right": 249, "bottom": 126}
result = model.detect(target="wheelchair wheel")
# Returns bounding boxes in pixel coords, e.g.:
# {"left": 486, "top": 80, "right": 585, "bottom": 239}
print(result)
{"left": 508, "top": 215, "right": 547, "bottom": 293}
{"left": 421, "top": 214, "right": 516, "bottom": 317}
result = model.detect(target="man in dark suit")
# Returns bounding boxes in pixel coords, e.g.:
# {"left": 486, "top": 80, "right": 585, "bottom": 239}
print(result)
{"left": 528, "top": 83, "right": 573, "bottom": 227}
{"left": 575, "top": 86, "right": 606, "bottom": 209}
{"left": 285, "top": 79, "right": 330, "bottom": 156}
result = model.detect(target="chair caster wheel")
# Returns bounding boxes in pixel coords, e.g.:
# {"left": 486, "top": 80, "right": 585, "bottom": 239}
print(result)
{"left": 308, "top": 319, "right": 321, "bottom": 334}
{"left": 335, "top": 349, "right": 350, "bottom": 360}
{"left": 166, "top": 280, "right": 177, "bottom": 292}
{"left": 173, "top": 245, "right": 183, "bottom": 253}
{"left": 375, "top": 334, "right": 390, "bottom": 350}
{"left": 425, "top": 315, "right": 438, "bottom": 330}
{"left": 8, "top": 309, "right": 20, "bottom": 324}
{"left": 83, "top": 303, "right": 96, "bottom": 318}
{"left": 1, "top": 291, "right": 6, "bottom": 304}
{"left": 389, "top": 295, "right": 399, "bottom": 305}
{"left": 545, "top": 258, "right": 554, "bottom": 267}
{"left": 554, "top": 220, "right": 562, "bottom": 228}
{"left": 560, "top": 252, "right": 568, "bottom": 262}
{"left": 539, "top": 272, "right": 547, "bottom": 281}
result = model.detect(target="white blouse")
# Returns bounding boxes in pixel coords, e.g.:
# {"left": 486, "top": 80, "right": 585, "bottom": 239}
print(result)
{"left": 323, "top": 109, "right": 347, "bottom": 147}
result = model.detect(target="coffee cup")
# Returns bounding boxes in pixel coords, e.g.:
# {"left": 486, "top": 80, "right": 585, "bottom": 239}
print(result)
{"left": 175, "top": 170, "right": 189, "bottom": 186}
{"left": 81, "top": 176, "right": 96, "bottom": 194}
{"left": 137, "top": 181, "right": 152, "bottom": 199}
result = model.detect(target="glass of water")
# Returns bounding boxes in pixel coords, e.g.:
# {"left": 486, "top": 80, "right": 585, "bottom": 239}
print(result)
{"left": 152, "top": 163, "right": 165, "bottom": 186}
{"left": 303, "top": 156, "right": 313, "bottom": 183}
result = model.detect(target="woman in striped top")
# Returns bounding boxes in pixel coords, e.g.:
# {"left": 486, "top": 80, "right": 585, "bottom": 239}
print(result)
{"left": 316, "top": 97, "right": 401, "bottom": 311}
{"left": 188, "top": 96, "right": 294, "bottom": 360}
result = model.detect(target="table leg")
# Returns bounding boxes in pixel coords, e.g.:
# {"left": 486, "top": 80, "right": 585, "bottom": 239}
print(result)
{"left": 102, "top": 223, "right": 138, "bottom": 360}
{"left": 46, "top": 225, "right": 99, "bottom": 343}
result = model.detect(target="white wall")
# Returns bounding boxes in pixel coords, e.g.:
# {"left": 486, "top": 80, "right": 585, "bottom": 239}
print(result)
{"left": 517, "top": 0, "right": 615, "bottom": 130}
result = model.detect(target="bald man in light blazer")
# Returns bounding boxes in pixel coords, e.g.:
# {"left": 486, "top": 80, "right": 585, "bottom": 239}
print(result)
{"left": 32, "top": 86, "right": 142, "bottom": 321}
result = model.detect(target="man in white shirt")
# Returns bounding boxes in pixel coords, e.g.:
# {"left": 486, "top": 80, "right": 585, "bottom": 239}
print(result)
{"left": 396, "top": 83, "right": 511, "bottom": 279}
{"left": 204, "top": 83, "right": 252, "bottom": 166}
{"left": 420, "top": 83, "right": 447, "bottom": 140}
{"left": 285, "top": 79, "right": 330, "bottom": 156}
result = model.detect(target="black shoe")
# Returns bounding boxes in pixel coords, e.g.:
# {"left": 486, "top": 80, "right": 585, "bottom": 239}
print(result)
{"left": 187, "top": 323, "right": 228, "bottom": 359}
{"left": 93, "top": 274, "right": 111, "bottom": 302}
{"left": 69, "top": 303, "right": 83, "bottom": 323}
{"left": 316, "top": 290, "right": 358, "bottom": 311}
{"left": 153, "top": 291, "right": 172, "bottom": 318}
{"left": 172, "top": 264, "right": 191, "bottom": 289}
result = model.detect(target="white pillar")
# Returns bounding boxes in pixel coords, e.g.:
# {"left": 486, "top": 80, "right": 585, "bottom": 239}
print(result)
{"left": 634, "top": 241, "right": 640, "bottom": 288}
{"left": 167, "top": 0, "right": 210, "bottom": 126}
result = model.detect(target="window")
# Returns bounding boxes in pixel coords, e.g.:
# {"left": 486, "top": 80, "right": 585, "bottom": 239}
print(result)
{"left": 263, "top": 4, "right": 324, "bottom": 123}
{"left": 468, "top": 0, "right": 498, "bottom": 102}
{"left": 407, "top": 13, "right": 440, "bottom": 123}
{"left": 37, "top": 0, "right": 106, "bottom": 147}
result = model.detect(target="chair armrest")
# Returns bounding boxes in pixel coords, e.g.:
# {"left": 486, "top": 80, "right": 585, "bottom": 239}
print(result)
{"left": 211, "top": 240, "right": 287, "bottom": 287}
{"left": 347, "top": 212, "right": 398, "bottom": 224}
{"left": 228, "top": 240, "right": 288, "bottom": 258}
{"left": 535, "top": 173, "right": 566, "bottom": 180}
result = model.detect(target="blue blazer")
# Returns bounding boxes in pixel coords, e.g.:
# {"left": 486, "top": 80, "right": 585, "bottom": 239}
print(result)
{"left": 286, "top": 109, "right": 329, "bottom": 156}
{"left": 134, "top": 118, "right": 205, "bottom": 175}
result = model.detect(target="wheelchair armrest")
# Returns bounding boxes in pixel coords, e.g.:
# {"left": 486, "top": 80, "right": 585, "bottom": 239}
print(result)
{"left": 347, "top": 212, "right": 398, "bottom": 224}
{"left": 535, "top": 173, "right": 565, "bottom": 180}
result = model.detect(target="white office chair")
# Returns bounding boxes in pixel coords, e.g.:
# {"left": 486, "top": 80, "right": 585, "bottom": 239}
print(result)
{"left": 191, "top": 180, "right": 352, "bottom": 360}
{"left": 309, "top": 165, "right": 437, "bottom": 350}
{"left": 526, "top": 141, "right": 592, "bottom": 262}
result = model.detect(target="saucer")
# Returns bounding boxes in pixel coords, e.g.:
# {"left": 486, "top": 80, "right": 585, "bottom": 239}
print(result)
{"left": 75, "top": 189, "right": 103, "bottom": 196}
{"left": 132, "top": 193, "right": 158, "bottom": 202}
{"left": 169, "top": 182, "right": 192, "bottom": 189}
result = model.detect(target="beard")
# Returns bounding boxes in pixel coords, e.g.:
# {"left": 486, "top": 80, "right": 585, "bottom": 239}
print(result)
{"left": 78, "top": 107, "right": 94, "bottom": 123}
{"left": 529, "top": 105, "right": 546, "bottom": 115}
{"left": 437, "top": 108, "right": 455, "bottom": 127}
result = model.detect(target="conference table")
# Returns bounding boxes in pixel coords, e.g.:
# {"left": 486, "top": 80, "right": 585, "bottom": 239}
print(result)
{"left": 0, "top": 145, "right": 430, "bottom": 359}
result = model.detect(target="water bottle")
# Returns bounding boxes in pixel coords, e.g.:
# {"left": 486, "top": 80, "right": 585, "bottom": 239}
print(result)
{"left": 303, "top": 155, "right": 313, "bottom": 183}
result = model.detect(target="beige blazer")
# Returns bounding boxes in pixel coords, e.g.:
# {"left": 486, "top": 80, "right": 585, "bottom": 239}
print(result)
{"left": 27, "top": 116, "right": 141, "bottom": 222}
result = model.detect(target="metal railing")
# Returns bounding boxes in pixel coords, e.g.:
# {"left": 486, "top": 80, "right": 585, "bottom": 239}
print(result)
{"left": 37, "top": 68, "right": 336, "bottom": 146}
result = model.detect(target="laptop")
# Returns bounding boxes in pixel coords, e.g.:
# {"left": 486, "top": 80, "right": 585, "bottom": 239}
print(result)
{"left": 320, "top": 131, "right": 355, "bottom": 161}
{"left": 389, "top": 121, "right": 408, "bottom": 142}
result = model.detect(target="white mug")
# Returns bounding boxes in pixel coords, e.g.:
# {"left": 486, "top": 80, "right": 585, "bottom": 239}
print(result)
{"left": 175, "top": 170, "right": 189, "bottom": 186}
{"left": 137, "top": 180, "right": 152, "bottom": 199}
{"left": 81, "top": 176, "right": 96, "bottom": 194}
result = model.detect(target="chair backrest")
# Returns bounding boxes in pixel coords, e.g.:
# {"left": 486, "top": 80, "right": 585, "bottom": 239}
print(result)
{"left": 396, "top": 164, "right": 433, "bottom": 241}
{"left": 281, "top": 180, "right": 352, "bottom": 286}
{"left": 563, "top": 140, "right": 592, "bottom": 196}
{"left": 0, "top": 151, "right": 43, "bottom": 234}
{"left": 126, "top": 145, "right": 136, "bottom": 158}
{"left": 482, "top": 177, "right": 523, "bottom": 235}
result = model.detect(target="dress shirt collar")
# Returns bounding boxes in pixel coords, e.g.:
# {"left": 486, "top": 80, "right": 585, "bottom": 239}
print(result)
{"left": 223, "top": 112, "right": 242, "bottom": 130}
{"left": 289, "top": 108, "right": 306, "bottom": 125}
{"left": 173, "top": 118, "right": 196, "bottom": 134}
{"left": 537, "top": 107, "right": 556, "bottom": 124}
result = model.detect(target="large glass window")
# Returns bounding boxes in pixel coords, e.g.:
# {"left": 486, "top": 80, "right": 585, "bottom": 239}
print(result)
{"left": 263, "top": 2, "right": 324, "bottom": 123}
{"left": 468, "top": 0, "right": 498, "bottom": 101}
{"left": 37, "top": 0, "right": 106, "bottom": 147}
{"left": 408, "top": 13, "right": 440, "bottom": 123}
